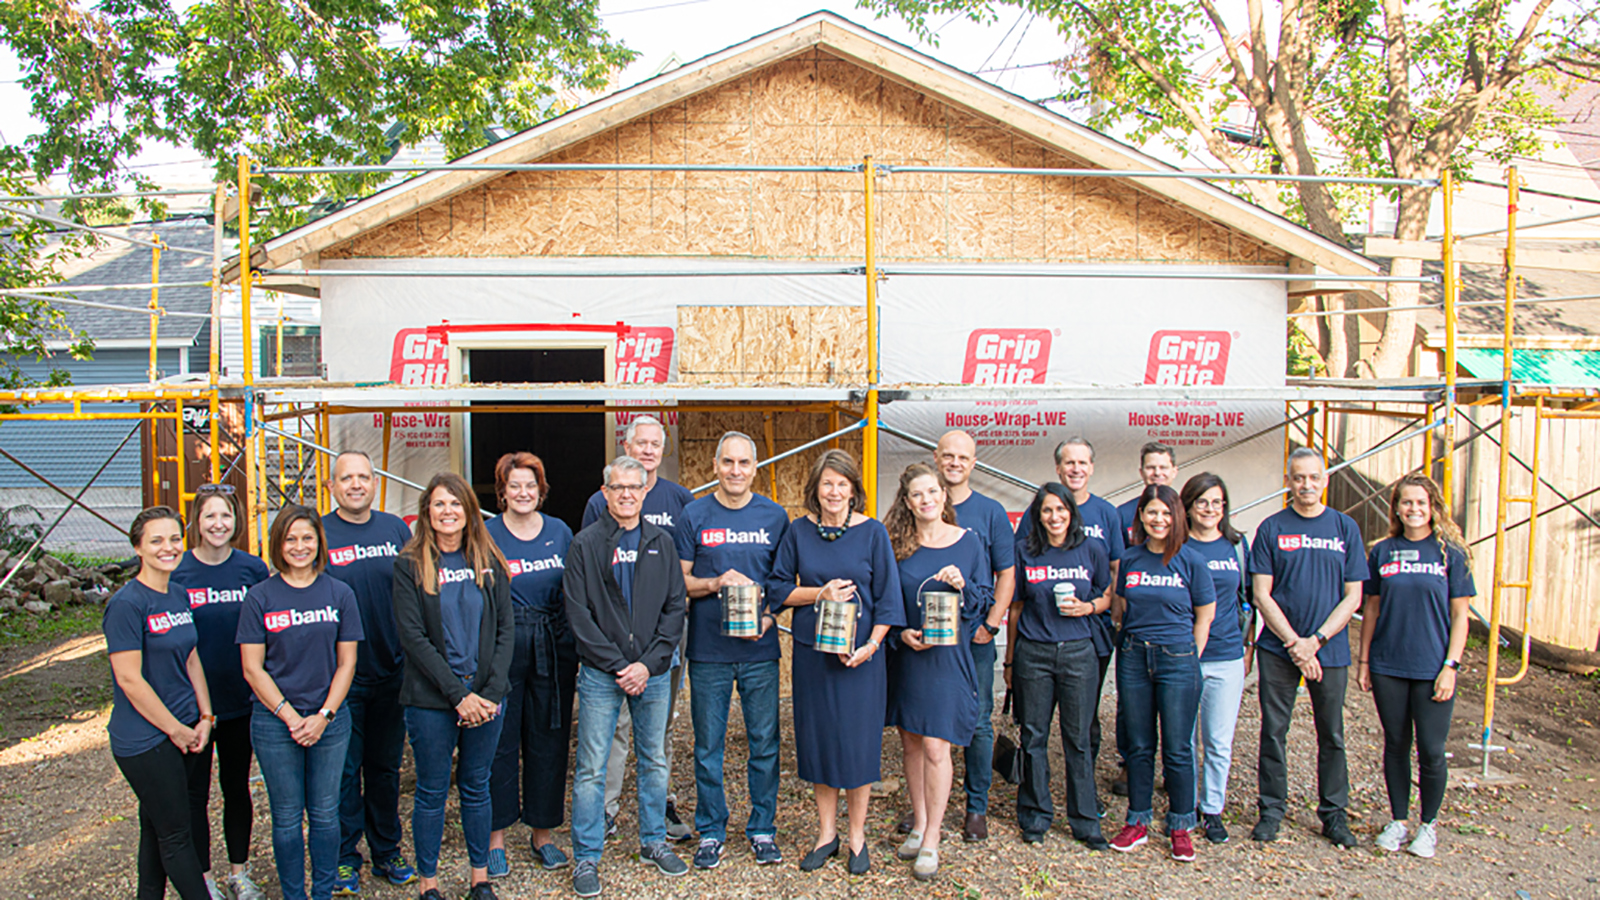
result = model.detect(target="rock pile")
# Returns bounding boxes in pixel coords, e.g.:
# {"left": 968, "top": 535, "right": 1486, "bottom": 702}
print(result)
{"left": 0, "top": 550, "right": 129, "bottom": 614}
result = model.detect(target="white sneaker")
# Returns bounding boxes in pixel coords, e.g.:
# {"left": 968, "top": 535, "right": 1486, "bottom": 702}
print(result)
{"left": 226, "top": 870, "right": 267, "bottom": 900}
{"left": 1407, "top": 821, "right": 1437, "bottom": 858}
{"left": 203, "top": 875, "right": 226, "bottom": 900}
{"left": 1375, "top": 819, "right": 1408, "bottom": 852}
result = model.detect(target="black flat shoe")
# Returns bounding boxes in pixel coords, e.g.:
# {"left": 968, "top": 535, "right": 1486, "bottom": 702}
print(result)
{"left": 798, "top": 838, "right": 839, "bottom": 872}
{"left": 847, "top": 842, "right": 869, "bottom": 875}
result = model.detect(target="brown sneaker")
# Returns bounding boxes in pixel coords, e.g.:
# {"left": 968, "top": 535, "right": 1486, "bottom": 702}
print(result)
{"left": 896, "top": 809, "right": 915, "bottom": 834}
{"left": 962, "top": 812, "right": 988, "bottom": 843}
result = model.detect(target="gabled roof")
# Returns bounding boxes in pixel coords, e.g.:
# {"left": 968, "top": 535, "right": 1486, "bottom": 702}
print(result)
{"left": 51, "top": 218, "right": 214, "bottom": 344}
{"left": 251, "top": 10, "right": 1378, "bottom": 277}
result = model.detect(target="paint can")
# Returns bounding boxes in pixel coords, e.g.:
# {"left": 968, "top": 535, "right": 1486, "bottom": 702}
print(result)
{"left": 719, "top": 583, "right": 763, "bottom": 638}
{"left": 814, "top": 599, "right": 859, "bottom": 654}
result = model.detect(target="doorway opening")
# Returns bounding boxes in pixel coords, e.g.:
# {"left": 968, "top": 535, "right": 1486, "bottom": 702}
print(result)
{"left": 465, "top": 348, "right": 606, "bottom": 534}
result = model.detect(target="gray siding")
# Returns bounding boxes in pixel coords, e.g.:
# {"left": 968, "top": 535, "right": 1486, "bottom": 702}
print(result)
{"left": 0, "top": 349, "right": 182, "bottom": 488}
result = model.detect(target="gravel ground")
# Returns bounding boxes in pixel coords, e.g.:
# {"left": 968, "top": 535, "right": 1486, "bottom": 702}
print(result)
{"left": 0, "top": 632, "right": 1596, "bottom": 899}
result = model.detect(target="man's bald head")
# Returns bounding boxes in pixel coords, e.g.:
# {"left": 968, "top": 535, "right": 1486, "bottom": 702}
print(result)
{"left": 935, "top": 430, "right": 978, "bottom": 490}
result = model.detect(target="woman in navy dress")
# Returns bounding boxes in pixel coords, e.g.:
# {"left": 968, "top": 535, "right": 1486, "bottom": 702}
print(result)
{"left": 882, "top": 463, "right": 989, "bottom": 882}
{"left": 767, "top": 449, "right": 902, "bottom": 876}
{"left": 1110, "top": 484, "right": 1214, "bottom": 863}
{"left": 485, "top": 452, "right": 577, "bottom": 874}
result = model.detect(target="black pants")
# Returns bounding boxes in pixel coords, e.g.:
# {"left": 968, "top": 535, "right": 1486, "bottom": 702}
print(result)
{"left": 1371, "top": 672, "right": 1453, "bottom": 823}
{"left": 1014, "top": 638, "right": 1103, "bottom": 840}
{"left": 491, "top": 608, "right": 579, "bottom": 831}
{"left": 1257, "top": 651, "right": 1349, "bottom": 824}
{"left": 1089, "top": 652, "right": 1111, "bottom": 767}
{"left": 115, "top": 740, "right": 212, "bottom": 900}
{"left": 208, "top": 715, "right": 254, "bottom": 866}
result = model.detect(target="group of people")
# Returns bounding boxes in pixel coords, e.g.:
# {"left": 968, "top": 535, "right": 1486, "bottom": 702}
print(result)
{"left": 101, "top": 415, "right": 1474, "bottom": 900}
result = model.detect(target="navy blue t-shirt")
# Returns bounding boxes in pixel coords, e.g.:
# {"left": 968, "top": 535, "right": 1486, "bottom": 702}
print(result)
{"left": 767, "top": 517, "right": 904, "bottom": 647}
{"left": 1364, "top": 536, "right": 1476, "bottom": 680}
{"left": 674, "top": 493, "right": 789, "bottom": 664}
{"left": 1015, "top": 538, "right": 1111, "bottom": 645}
{"left": 1119, "top": 543, "right": 1216, "bottom": 646}
{"left": 954, "top": 490, "right": 1016, "bottom": 579}
{"left": 1074, "top": 493, "right": 1124, "bottom": 656}
{"left": 236, "top": 574, "right": 364, "bottom": 711}
{"left": 1116, "top": 496, "right": 1140, "bottom": 548}
{"left": 1249, "top": 506, "right": 1367, "bottom": 668}
{"left": 613, "top": 526, "right": 641, "bottom": 611}
{"left": 1185, "top": 536, "right": 1246, "bottom": 663}
{"left": 320, "top": 510, "right": 411, "bottom": 684}
{"left": 437, "top": 552, "right": 485, "bottom": 681}
{"left": 486, "top": 515, "right": 572, "bottom": 610}
{"left": 583, "top": 478, "right": 695, "bottom": 542}
{"left": 104, "top": 580, "right": 201, "bottom": 757}
{"left": 895, "top": 531, "right": 993, "bottom": 642}
{"left": 172, "top": 549, "right": 271, "bottom": 721}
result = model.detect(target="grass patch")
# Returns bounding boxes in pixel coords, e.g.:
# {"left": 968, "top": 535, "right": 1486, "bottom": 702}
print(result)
{"left": 49, "top": 550, "right": 126, "bottom": 570}
{"left": 0, "top": 604, "right": 102, "bottom": 648}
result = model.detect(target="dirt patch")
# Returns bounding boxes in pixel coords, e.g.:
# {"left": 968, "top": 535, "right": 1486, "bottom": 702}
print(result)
{"left": 0, "top": 623, "right": 1595, "bottom": 899}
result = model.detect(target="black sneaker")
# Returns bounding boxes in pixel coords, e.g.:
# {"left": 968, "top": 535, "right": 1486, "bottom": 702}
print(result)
{"left": 465, "top": 882, "right": 497, "bottom": 900}
{"left": 1021, "top": 830, "right": 1045, "bottom": 844}
{"left": 1078, "top": 832, "right": 1110, "bottom": 851}
{"left": 641, "top": 842, "right": 688, "bottom": 877}
{"left": 1250, "top": 818, "right": 1280, "bottom": 843}
{"left": 1202, "top": 814, "right": 1229, "bottom": 845}
{"left": 749, "top": 834, "right": 783, "bottom": 865}
{"left": 693, "top": 838, "right": 723, "bottom": 870}
{"left": 420, "top": 890, "right": 445, "bottom": 900}
{"left": 604, "top": 814, "right": 618, "bottom": 839}
{"left": 1096, "top": 798, "right": 1106, "bottom": 818}
{"left": 1323, "top": 815, "right": 1358, "bottom": 849}
{"left": 664, "top": 802, "right": 693, "bottom": 843}
{"left": 572, "top": 860, "right": 601, "bottom": 898}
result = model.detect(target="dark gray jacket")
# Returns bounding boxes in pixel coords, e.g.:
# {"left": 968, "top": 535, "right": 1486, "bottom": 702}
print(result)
{"left": 563, "top": 513, "right": 685, "bottom": 677}
{"left": 392, "top": 554, "right": 514, "bottom": 709}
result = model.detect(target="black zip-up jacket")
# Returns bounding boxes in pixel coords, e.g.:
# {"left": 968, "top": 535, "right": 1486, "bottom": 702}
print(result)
{"left": 563, "top": 513, "right": 686, "bottom": 677}
{"left": 392, "top": 554, "right": 514, "bottom": 709}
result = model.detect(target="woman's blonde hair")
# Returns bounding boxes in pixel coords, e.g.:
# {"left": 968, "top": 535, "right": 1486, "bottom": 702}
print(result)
{"left": 1385, "top": 472, "right": 1470, "bottom": 563}
{"left": 402, "top": 472, "right": 508, "bottom": 593}
{"left": 883, "top": 463, "right": 957, "bottom": 561}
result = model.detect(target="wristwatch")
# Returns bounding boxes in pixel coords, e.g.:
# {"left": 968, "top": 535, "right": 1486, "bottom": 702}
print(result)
{"left": 1442, "top": 658, "right": 1460, "bottom": 670}
{"left": 319, "top": 708, "right": 336, "bottom": 723}
{"left": 1313, "top": 630, "right": 1329, "bottom": 647}
{"left": 982, "top": 621, "right": 1001, "bottom": 637}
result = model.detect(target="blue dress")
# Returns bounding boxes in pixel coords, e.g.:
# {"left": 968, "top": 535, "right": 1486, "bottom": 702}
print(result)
{"left": 886, "top": 532, "right": 991, "bottom": 745}
{"left": 767, "top": 516, "right": 903, "bottom": 790}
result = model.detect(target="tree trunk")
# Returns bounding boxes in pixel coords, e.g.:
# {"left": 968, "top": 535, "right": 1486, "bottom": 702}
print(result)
{"left": 1368, "top": 184, "right": 1434, "bottom": 377}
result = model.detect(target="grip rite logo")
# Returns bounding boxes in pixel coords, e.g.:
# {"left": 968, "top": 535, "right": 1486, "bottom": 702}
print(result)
{"left": 1144, "top": 331, "right": 1231, "bottom": 386}
{"left": 961, "top": 329, "right": 1052, "bottom": 385}
{"left": 616, "top": 327, "right": 674, "bottom": 384}
{"left": 390, "top": 328, "right": 448, "bottom": 386}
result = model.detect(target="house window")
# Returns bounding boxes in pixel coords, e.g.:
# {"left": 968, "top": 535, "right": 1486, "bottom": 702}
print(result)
{"left": 259, "top": 326, "right": 323, "bottom": 377}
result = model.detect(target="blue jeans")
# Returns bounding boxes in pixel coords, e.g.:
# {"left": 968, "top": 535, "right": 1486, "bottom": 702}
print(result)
{"left": 964, "top": 637, "right": 997, "bottom": 815}
{"left": 252, "top": 706, "right": 351, "bottom": 900}
{"left": 572, "top": 665, "right": 670, "bottom": 863}
{"left": 338, "top": 675, "right": 405, "bottom": 870}
{"left": 1195, "top": 658, "right": 1246, "bottom": 816}
{"left": 689, "top": 659, "right": 780, "bottom": 841}
{"left": 1116, "top": 636, "right": 1202, "bottom": 832}
{"left": 405, "top": 705, "right": 505, "bottom": 878}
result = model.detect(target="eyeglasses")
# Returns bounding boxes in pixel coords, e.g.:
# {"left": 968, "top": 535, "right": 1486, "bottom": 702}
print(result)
{"left": 1192, "top": 499, "right": 1226, "bottom": 511}
{"left": 605, "top": 483, "right": 646, "bottom": 495}
{"left": 196, "top": 483, "right": 235, "bottom": 495}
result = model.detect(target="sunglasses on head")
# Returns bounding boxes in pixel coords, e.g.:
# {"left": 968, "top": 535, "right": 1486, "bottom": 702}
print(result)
{"left": 196, "top": 483, "right": 236, "bottom": 495}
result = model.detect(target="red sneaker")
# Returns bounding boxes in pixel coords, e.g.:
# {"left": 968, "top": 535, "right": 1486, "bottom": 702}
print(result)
{"left": 1109, "top": 824, "right": 1148, "bottom": 853}
{"left": 1170, "top": 828, "right": 1196, "bottom": 862}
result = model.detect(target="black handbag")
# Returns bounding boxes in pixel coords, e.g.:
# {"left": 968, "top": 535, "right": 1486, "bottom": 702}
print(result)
{"left": 992, "top": 688, "right": 1025, "bottom": 785}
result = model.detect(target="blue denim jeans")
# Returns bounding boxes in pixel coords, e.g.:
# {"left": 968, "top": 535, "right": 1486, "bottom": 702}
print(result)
{"left": 252, "top": 705, "right": 351, "bottom": 900}
{"left": 1116, "top": 636, "right": 1202, "bottom": 832}
{"left": 405, "top": 705, "right": 505, "bottom": 878}
{"left": 1194, "top": 657, "right": 1246, "bottom": 816}
{"left": 964, "top": 636, "right": 997, "bottom": 815}
{"left": 338, "top": 674, "right": 405, "bottom": 870}
{"left": 572, "top": 665, "right": 670, "bottom": 862}
{"left": 689, "top": 659, "right": 780, "bottom": 841}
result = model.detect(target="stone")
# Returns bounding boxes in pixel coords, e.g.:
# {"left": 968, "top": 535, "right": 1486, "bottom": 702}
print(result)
{"left": 22, "top": 600, "right": 50, "bottom": 614}
{"left": 42, "top": 579, "right": 75, "bottom": 606}
{"left": 37, "top": 556, "right": 69, "bottom": 578}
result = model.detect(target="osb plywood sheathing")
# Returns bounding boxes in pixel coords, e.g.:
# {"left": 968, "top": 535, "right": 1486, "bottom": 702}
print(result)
{"left": 677, "top": 306, "right": 867, "bottom": 384}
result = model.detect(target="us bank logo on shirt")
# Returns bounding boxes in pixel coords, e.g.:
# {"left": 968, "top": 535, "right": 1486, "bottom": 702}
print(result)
{"left": 612, "top": 547, "right": 639, "bottom": 565}
{"left": 1026, "top": 564, "right": 1090, "bottom": 583}
{"left": 264, "top": 606, "right": 341, "bottom": 633}
{"left": 1083, "top": 523, "right": 1107, "bottom": 540}
{"left": 437, "top": 567, "right": 477, "bottom": 585}
{"left": 147, "top": 610, "right": 194, "bottom": 634}
{"left": 1125, "top": 571, "right": 1185, "bottom": 589}
{"left": 187, "top": 586, "right": 247, "bottom": 608}
{"left": 1277, "top": 534, "right": 1347, "bottom": 553}
{"left": 700, "top": 527, "right": 772, "bottom": 547}
{"left": 328, "top": 542, "right": 400, "bottom": 567}
{"left": 1207, "top": 557, "right": 1241, "bottom": 573}
{"left": 644, "top": 512, "right": 674, "bottom": 528}
{"left": 507, "top": 555, "right": 563, "bottom": 576}
{"left": 1378, "top": 557, "right": 1447, "bottom": 578}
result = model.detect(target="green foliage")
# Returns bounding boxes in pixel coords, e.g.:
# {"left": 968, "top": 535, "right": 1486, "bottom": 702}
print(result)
{"left": 1287, "top": 321, "right": 1327, "bottom": 377}
{"left": 0, "top": 147, "right": 96, "bottom": 391}
{"left": 0, "top": 504, "right": 46, "bottom": 558}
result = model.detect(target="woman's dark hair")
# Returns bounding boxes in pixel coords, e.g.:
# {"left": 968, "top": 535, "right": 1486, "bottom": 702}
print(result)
{"left": 403, "top": 472, "right": 509, "bottom": 593}
{"left": 130, "top": 506, "right": 184, "bottom": 548}
{"left": 803, "top": 449, "right": 867, "bottom": 518}
{"left": 1023, "top": 482, "right": 1084, "bottom": 557}
{"left": 1130, "top": 483, "right": 1187, "bottom": 566}
{"left": 1178, "top": 472, "right": 1242, "bottom": 545}
{"left": 494, "top": 451, "right": 549, "bottom": 512}
{"left": 268, "top": 504, "right": 329, "bottom": 574}
{"left": 187, "top": 488, "right": 243, "bottom": 548}
{"left": 883, "top": 463, "right": 957, "bottom": 561}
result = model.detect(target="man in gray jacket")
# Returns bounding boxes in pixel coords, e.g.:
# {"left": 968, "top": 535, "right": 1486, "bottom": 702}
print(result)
{"left": 564, "top": 456, "right": 688, "bottom": 897}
